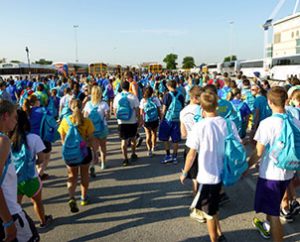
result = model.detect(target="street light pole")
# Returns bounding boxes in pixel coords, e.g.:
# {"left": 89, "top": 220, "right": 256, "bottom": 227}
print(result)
{"left": 73, "top": 25, "right": 79, "bottom": 63}
{"left": 229, "top": 21, "right": 234, "bottom": 61}
{"left": 25, "top": 46, "right": 31, "bottom": 80}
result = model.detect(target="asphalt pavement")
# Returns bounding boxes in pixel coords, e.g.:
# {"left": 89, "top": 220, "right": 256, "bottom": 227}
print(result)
{"left": 22, "top": 118, "right": 300, "bottom": 242}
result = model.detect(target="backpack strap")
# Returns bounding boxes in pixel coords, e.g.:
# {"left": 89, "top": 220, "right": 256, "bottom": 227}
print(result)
{"left": 272, "top": 113, "right": 287, "bottom": 119}
{"left": 66, "top": 116, "right": 74, "bottom": 127}
{"left": 225, "top": 118, "right": 233, "bottom": 137}
{"left": 194, "top": 106, "right": 202, "bottom": 123}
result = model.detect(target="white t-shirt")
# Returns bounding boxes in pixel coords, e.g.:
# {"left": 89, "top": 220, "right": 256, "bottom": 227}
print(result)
{"left": 186, "top": 116, "right": 240, "bottom": 184}
{"left": 180, "top": 104, "right": 200, "bottom": 139}
{"left": 26, "top": 133, "right": 45, "bottom": 177}
{"left": 139, "top": 97, "right": 161, "bottom": 110}
{"left": 1, "top": 162, "right": 22, "bottom": 214}
{"left": 83, "top": 100, "right": 109, "bottom": 126}
{"left": 59, "top": 94, "right": 72, "bottom": 108}
{"left": 254, "top": 116, "right": 298, "bottom": 181}
{"left": 113, "top": 91, "right": 139, "bottom": 124}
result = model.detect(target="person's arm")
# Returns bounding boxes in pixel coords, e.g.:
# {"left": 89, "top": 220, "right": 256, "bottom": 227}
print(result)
{"left": 180, "top": 122, "right": 188, "bottom": 139}
{"left": 0, "top": 136, "right": 17, "bottom": 241}
{"left": 248, "top": 142, "right": 265, "bottom": 168}
{"left": 180, "top": 148, "right": 197, "bottom": 184}
{"left": 132, "top": 83, "right": 138, "bottom": 97}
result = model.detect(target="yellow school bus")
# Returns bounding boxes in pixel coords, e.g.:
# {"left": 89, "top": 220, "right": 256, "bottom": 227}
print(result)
{"left": 149, "top": 64, "right": 162, "bottom": 73}
{"left": 89, "top": 63, "right": 107, "bottom": 76}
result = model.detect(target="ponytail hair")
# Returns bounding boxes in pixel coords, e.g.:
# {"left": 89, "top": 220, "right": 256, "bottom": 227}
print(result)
{"left": 91, "top": 85, "right": 102, "bottom": 104}
{"left": 10, "top": 110, "right": 31, "bottom": 152}
{"left": 23, "top": 95, "right": 39, "bottom": 115}
{"left": 70, "top": 99, "right": 84, "bottom": 126}
{"left": 227, "top": 88, "right": 241, "bottom": 101}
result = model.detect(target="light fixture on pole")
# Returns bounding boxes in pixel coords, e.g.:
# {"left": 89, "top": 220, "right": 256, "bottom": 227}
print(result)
{"left": 73, "top": 25, "right": 79, "bottom": 63}
{"left": 25, "top": 46, "right": 31, "bottom": 80}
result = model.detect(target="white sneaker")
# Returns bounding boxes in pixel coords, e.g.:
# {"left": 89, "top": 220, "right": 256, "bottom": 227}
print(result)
{"left": 190, "top": 208, "right": 206, "bottom": 223}
{"left": 100, "top": 162, "right": 106, "bottom": 170}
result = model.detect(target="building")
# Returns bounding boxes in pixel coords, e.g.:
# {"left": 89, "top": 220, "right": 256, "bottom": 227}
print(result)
{"left": 271, "top": 13, "right": 300, "bottom": 57}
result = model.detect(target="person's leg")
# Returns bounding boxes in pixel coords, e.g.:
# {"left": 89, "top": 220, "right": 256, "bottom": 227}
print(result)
{"left": 173, "top": 142, "right": 179, "bottom": 155}
{"left": 164, "top": 141, "right": 170, "bottom": 155}
{"left": 206, "top": 215, "right": 219, "bottom": 242}
{"left": 268, "top": 215, "right": 283, "bottom": 242}
{"left": 99, "top": 138, "right": 107, "bottom": 165}
{"left": 67, "top": 166, "right": 79, "bottom": 199}
{"left": 121, "top": 139, "right": 128, "bottom": 160}
{"left": 131, "top": 138, "right": 137, "bottom": 156}
{"left": 151, "top": 128, "right": 158, "bottom": 150}
{"left": 144, "top": 127, "right": 152, "bottom": 151}
{"left": 31, "top": 190, "right": 46, "bottom": 224}
{"left": 38, "top": 152, "right": 51, "bottom": 178}
{"left": 80, "top": 164, "right": 90, "bottom": 200}
{"left": 192, "top": 179, "right": 198, "bottom": 197}
{"left": 17, "top": 194, "right": 24, "bottom": 204}
{"left": 281, "top": 189, "right": 289, "bottom": 211}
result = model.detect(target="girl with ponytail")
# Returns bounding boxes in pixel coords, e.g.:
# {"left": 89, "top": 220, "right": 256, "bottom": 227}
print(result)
{"left": 58, "top": 98, "right": 98, "bottom": 213}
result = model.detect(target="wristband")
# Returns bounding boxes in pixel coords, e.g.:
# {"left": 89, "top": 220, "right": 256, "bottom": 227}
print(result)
{"left": 3, "top": 219, "right": 14, "bottom": 228}
{"left": 181, "top": 170, "right": 188, "bottom": 178}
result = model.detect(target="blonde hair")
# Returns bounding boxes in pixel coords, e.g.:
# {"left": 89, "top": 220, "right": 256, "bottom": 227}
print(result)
{"left": 70, "top": 99, "right": 84, "bottom": 126}
{"left": 91, "top": 85, "right": 102, "bottom": 105}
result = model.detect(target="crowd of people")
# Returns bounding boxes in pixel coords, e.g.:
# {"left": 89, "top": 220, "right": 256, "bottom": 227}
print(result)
{"left": 0, "top": 69, "right": 300, "bottom": 242}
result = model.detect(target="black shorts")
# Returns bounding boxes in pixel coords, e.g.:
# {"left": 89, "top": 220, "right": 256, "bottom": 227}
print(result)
{"left": 183, "top": 146, "right": 198, "bottom": 179}
{"left": 67, "top": 148, "right": 92, "bottom": 167}
{"left": 193, "top": 183, "right": 222, "bottom": 217}
{"left": 144, "top": 120, "right": 159, "bottom": 130}
{"left": 118, "top": 123, "right": 138, "bottom": 140}
{"left": 42, "top": 140, "right": 52, "bottom": 153}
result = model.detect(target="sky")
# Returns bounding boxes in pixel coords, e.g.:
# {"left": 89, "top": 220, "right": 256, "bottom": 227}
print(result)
{"left": 0, "top": 0, "right": 298, "bottom": 66}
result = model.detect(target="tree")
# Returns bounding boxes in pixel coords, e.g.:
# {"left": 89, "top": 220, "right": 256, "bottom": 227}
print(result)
{"left": 182, "top": 56, "right": 196, "bottom": 69}
{"left": 35, "top": 58, "right": 53, "bottom": 65}
{"left": 163, "top": 53, "right": 178, "bottom": 70}
{"left": 223, "top": 55, "right": 237, "bottom": 62}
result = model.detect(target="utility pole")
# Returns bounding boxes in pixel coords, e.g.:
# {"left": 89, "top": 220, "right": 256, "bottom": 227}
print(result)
{"left": 25, "top": 46, "right": 31, "bottom": 80}
{"left": 73, "top": 25, "right": 79, "bottom": 63}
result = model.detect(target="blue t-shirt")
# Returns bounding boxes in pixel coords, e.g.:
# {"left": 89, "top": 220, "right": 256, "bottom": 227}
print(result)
{"left": 6, "top": 85, "right": 17, "bottom": 102}
{"left": 218, "top": 86, "right": 231, "bottom": 100}
{"left": 231, "top": 99, "right": 251, "bottom": 119}
{"left": 241, "top": 89, "right": 255, "bottom": 112}
{"left": 29, "top": 107, "right": 44, "bottom": 136}
{"left": 217, "top": 99, "right": 234, "bottom": 118}
{"left": 163, "top": 91, "right": 185, "bottom": 109}
{"left": 253, "top": 95, "right": 272, "bottom": 122}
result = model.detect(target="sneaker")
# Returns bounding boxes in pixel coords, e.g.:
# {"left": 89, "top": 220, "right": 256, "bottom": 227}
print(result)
{"left": 280, "top": 208, "right": 294, "bottom": 223}
{"left": 161, "top": 155, "right": 173, "bottom": 164}
{"left": 40, "top": 215, "right": 53, "bottom": 228}
{"left": 218, "top": 234, "right": 227, "bottom": 242}
{"left": 290, "top": 200, "right": 300, "bottom": 216}
{"left": 68, "top": 198, "right": 79, "bottom": 213}
{"left": 219, "top": 193, "right": 230, "bottom": 206}
{"left": 90, "top": 166, "right": 96, "bottom": 178}
{"left": 189, "top": 208, "right": 206, "bottom": 223}
{"left": 136, "top": 137, "right": 143, "bottom": 148}
{"left": 252, "top": 217, "right": 271, "bottom": 239}
{"left": 100, "top": 162, "right": 106, "bottom": 170}
{"left": 131, "top": 153, "right": 138, "bottom": 162}
{"left": 122, "top": 159, "right": 129, "bottom": 166}
{"left": 172, "top": 155, "right": 178, "bottom": 164}
{"left": 81, "top": 196, "right": 90, "bottom": 206}
{"left": 148, "top": 151, "right": 153, "bottom": 157}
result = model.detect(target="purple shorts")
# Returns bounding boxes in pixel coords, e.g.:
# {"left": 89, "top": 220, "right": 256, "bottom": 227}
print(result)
{"left": 254, "top": 177, "right": 291, "bottom": 216}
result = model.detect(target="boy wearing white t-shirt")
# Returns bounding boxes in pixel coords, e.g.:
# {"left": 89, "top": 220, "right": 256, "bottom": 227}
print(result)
{"left": 180, "top": 92, "right": 239, "bottom": 242}
{"left": 247, "top": 87, "right": 300, "bottom": 241}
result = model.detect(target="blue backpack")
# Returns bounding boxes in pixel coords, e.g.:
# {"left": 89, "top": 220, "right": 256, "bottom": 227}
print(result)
{"left": 40, "top": 108, "right": 58, "bottom": 143}
{"left": 116, "top": 93, "right": 132, "bottom": 121}
{"left": 194, "top": 105, "right": 204, "bottom": 123}
{"left": 144, "top": 98, "right": 158, "bottom": 122}
{"left": 47, "top": 97, "right": 58, "bottom": 118}
{"left": 265, "top": 113, "right": 300, "bottom": 170}
{"left": 222, "top": 119, "right": 248, "bottom": 186}
{"left": 232, "top": 102, "right": 246, "bottom": 138}
{"left": 165, "top": 92, "right": 183, "bottom": 121}
{"left": 11, "top": 142, "right": 35, "bottom": 184}
{"left": 159, "top": 81, "right": 166, "bottom": 94}
{"left": 62, "top": 116, "right": 88, "bottom": 166}
{"left": 87, "top": 101, "right": 105, "bottom": 137}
